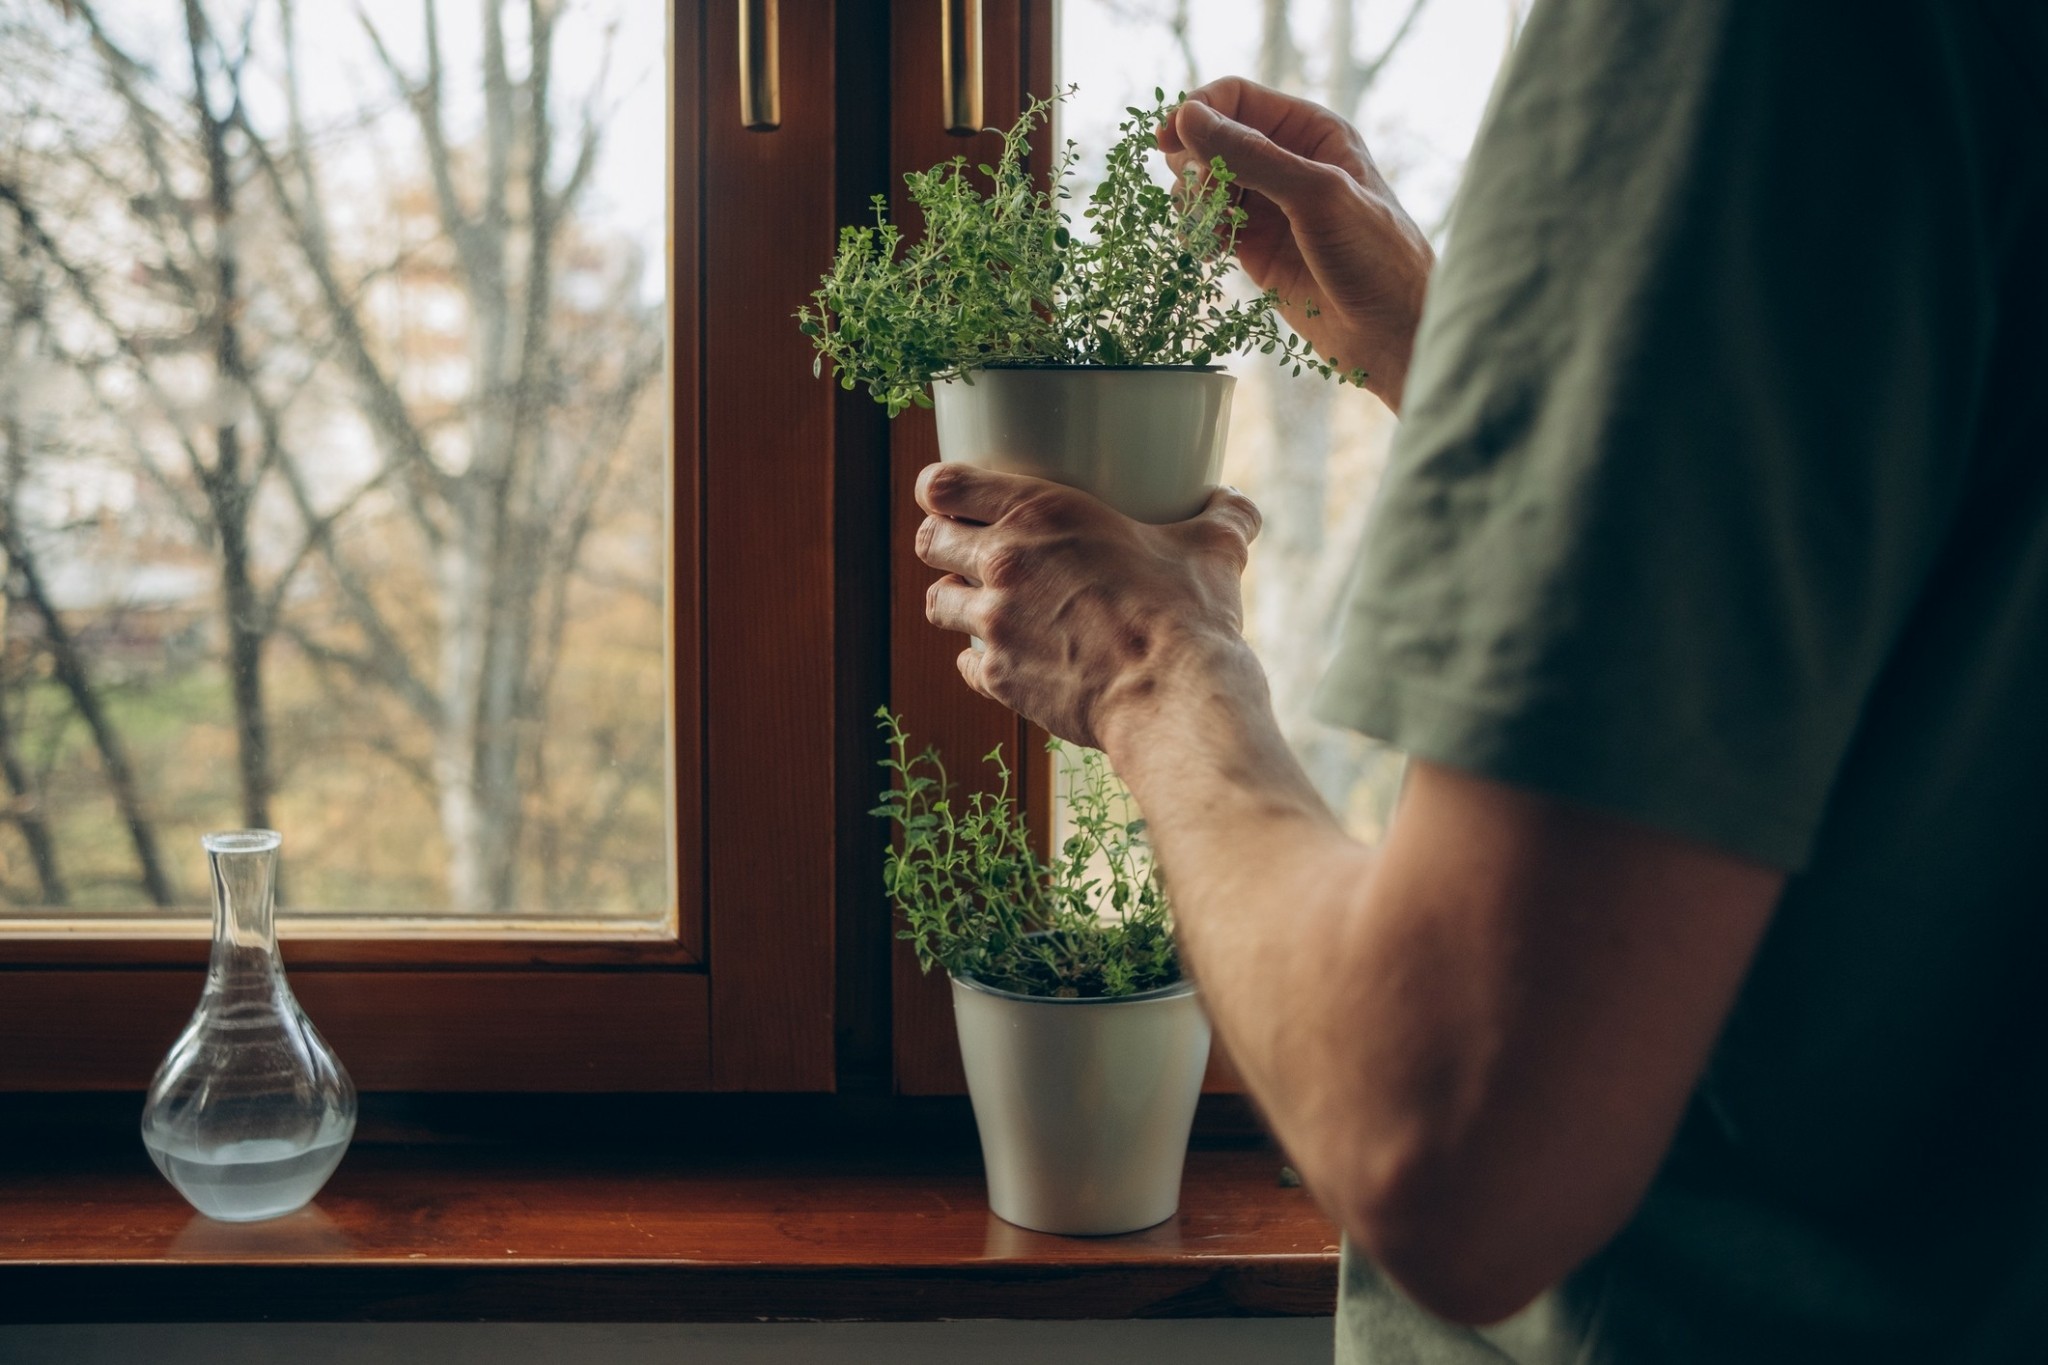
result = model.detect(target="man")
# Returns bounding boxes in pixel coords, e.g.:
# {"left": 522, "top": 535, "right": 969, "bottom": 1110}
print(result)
{"left": 912, "top": 2, "right": 2047, "bottom": 1360}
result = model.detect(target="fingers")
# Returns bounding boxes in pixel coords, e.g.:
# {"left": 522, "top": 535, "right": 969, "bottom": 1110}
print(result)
{"left": 955, "top": 645, "right": 994, "bottom": 702}
{"left": 925, "top": 573, "right": 985, "bottom": 638}
{"left": 915, "top": 513, "right": 982, "bottom": 582}
{"left": 1174, "top": 486, "right": 1261, "bottom": 572}
{"left": 1196, "top": 485, "right": 1263, "bottom": 550}
{"left": 1180, "top": 77, "right": 1350, "bottom": 156}
{"left": 915, "top": 461, "right": 1046, "bottom": 524}
{"left": 1173, "top": 99, "right": 1339, "bottom": 216}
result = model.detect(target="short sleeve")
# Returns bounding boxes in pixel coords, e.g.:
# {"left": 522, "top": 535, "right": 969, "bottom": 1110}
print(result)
{"left": 1314, "top": 0, "right": 1996, "bottom": 869}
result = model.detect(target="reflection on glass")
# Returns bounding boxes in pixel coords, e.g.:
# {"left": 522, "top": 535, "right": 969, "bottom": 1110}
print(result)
{"left": 1060, "top": 0, "right": 1519, "bottom": 842}
{"left": 0, "top": 2, "right": 669, "bottom": 920}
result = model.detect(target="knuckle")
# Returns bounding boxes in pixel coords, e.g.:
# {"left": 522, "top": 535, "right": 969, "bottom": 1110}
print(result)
{"left": 975, "top": 649, "right": 1009, "bottom": 694}
{"left": 922, "top": 462, "right": 969, "bottom": 505}
{"left": 978, "top": 605, "right": 1014, "bottom": 651}
{"left": 1005, "top": 488, "right": 1071, "bottom": 535}
{"left": 981, "top": 545, "right": 1033, "bottom": 591}
{"left": 1219, "top": 121, "right": 1266, "bottom": 158}
{"left": 1001, "top": 499, "right": 1045, "bottom": 535}
{"left": 1191, "top": 517, "right": 1251, "bottom": 566}
{"left": 1302, "top": 158, "right": 1355, "bottom": 199}
{"left": 914, "top": 516, "right": 940, "bottom": 562}
{"left": 1199, "top": 76, "right": 1248, "bottom": 105}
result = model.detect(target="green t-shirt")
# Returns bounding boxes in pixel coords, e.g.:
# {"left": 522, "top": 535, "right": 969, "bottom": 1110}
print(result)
{"left": 1315, "top": 1, "right": 2048, "bottom": 1360}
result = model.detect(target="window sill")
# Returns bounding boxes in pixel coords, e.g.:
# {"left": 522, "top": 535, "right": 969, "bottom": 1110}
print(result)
{"left": 0, "top": 1097, "right": 1338, "bottom": 1323}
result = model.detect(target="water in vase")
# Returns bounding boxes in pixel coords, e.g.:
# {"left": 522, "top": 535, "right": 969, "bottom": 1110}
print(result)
{"left": 144, "top": 1133, "right": 352, "bottom": 1222}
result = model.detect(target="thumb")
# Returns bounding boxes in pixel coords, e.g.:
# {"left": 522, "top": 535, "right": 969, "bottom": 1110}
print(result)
{"left": 1174, "top": 100, "right": 1330, "bottom": 213}
{"left": 1189, "top": 485, "right": 1263, "bottom": 559}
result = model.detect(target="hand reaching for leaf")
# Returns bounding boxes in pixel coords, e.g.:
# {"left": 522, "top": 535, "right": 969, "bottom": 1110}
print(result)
{"left": 1160, "top": 78, "right": 1434, "bottom": 414}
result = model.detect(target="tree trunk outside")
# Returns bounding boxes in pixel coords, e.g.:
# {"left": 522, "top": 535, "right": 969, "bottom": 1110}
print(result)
{"left": 0, "top": 685, "right": 67, "bottom": 907}
{"left": 0, "top": 506, "right": 176, "bottom": 907}
{"left": 0, "top": 500, "right": 67, "bottom": 907}
{"left": 186, "top": 0, "right": 273, "bottom": 836}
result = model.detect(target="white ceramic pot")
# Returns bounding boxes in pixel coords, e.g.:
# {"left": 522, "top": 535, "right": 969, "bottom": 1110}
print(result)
{"left": 931, "top": 366, "right": 1235, "bottom": 524}
{"left": 950, "top": 972, "right": 1212, "bottom": 1236}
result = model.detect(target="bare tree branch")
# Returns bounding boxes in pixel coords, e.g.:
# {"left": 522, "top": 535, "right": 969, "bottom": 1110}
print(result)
{"left": 183, "top": 0, "right": 276, "bottom": 830}
{"left": 1168, "top": 0, "right": 1199, "bottom": 92}
{"left": 548, "top": 14, "right": 615, "bottom": 220}
{"left": 1330, "top": 0, "right": 1432, "bottom": 119}
{"left": 355, "top": 1, "right": 483, "bottom": 289}
{"left": 278, "top": 618, "right": 442, "bottom": 728}
{"left": 0, "top": 177, "right": 217, "bottom": 499}
{"left": 0, "top": 494, "right": 176, "bottom": 906}
{"left": 69, "top": 1, "right": 212, "bottom": 281}
{"left": 230, "top": 110, "right": 459, "bottom": 522}
{"left": 255, "top": 394, "right": 445, "bottom": 728}
{"left": 559, "top": 726, "right": 663, "bottom": 906}
{"left": 1258, "top": 0, "right": 1302, "bottom": 90}
{"left": 481, "top": 0, "right": 514, "bottom": 236}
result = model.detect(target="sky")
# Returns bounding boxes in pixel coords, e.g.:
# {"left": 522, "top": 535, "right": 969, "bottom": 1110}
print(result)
{"left": 66, "top": 0, "right": 668, "bottom": 299}
{"left": 52, "top": 1, "right": 1508, "bottom": 302}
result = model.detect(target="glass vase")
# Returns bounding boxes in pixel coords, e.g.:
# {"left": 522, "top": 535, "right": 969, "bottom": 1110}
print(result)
{"left": 140, "top": 830, "right": 357, "bottom": 1221}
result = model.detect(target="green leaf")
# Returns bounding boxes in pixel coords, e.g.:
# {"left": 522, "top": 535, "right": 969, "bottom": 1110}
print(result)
{"left": 803, "top": 82, "right": 1347, "bottom": 417}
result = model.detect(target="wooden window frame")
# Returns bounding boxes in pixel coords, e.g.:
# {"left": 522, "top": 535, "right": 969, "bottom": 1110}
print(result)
{"left": 0, "top": 0, "right": 850, "bottom": 1094}
{"left": 0, "top": 0, "right": 1230, "bottom": 1101}
{"left": 884, "top": 0, "right": 1058, "bottom": 1096}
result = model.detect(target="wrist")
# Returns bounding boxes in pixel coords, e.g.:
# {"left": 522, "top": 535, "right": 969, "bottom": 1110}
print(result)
{"left": 1364, "top": 227, "right": 1433, "bottom": 418}
{"left": 1369, "top": 355, "right": 1412, "bottom": 417}
{"left": 1095, "top": 627, "right": 1266, "bottom": 772}
{"left": 1094, "top": 628, "right": 1342, "bottom": 859}
{"left": 1365, "top": 298, "right": 1426, "bottom": 418}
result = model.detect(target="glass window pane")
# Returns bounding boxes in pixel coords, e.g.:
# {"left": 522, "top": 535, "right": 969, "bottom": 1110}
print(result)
{"left": 0, "top": 1, "right": 670, "bottom": 925}
{"left": 1059, "top": 0, "right": 1518, "bottom": 842}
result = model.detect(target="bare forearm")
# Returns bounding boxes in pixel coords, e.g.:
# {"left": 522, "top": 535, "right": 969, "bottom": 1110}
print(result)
{"left": 1098, "top": 636, "right": 1784, "bottom": 1325}
{"left": 915, "top": 464, "right": 1786, "bottom": 1325}
{"left": 1099, "top": 644, "right": 1602, "bottom": 1323}
{"left": 1098, "top": 638, "right": 1407, "bottom": 1217}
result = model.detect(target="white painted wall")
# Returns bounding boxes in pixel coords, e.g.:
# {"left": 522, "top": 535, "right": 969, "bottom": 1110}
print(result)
{"left": 1, "top": 1320, "right": 1335, "bottom": 1364}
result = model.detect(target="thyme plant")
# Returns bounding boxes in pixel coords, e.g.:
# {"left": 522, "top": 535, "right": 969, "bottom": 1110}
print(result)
{"left": 802, "top": 88, "right": 1364, "bottom": 416}
{"left": 874, "top": 708, "right": 1177, "bottom": 999}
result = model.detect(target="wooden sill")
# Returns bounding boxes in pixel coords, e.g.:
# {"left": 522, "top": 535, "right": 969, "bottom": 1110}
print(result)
{"left": 0, "top": 1096, "right": 1338, "bottom": 1323}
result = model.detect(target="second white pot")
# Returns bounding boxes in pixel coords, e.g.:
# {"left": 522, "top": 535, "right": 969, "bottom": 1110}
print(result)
{"left": 951, "top": 972, "right": 1212, "bottom": 1236}
{"left": 931, "top": 365, "right": 1235, "bottom": 525}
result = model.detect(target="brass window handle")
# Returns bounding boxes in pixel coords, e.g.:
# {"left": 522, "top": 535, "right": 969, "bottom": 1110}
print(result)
{"left": 942, "top": 0, "right": 983, "bottom": 136}
{"left": 740, "top": 0, "right": 779, "bottom": 131}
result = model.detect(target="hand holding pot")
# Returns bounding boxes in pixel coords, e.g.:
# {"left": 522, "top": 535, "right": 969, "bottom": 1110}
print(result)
{"left": 916, "top": 462, "right": 1262, "bottom": 751}
{"left": 1160, "top": 78, "right": 1434, "bottom": 414}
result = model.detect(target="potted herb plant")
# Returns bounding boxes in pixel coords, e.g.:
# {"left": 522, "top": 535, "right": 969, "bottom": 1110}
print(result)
{"left": 802, "top": 89, "right": 1362, "bottom": 524}
{"left": 875, "top": 708, "right": 1209, "bottom": 1236}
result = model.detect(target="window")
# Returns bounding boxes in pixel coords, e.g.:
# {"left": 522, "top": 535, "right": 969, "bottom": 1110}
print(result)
{"left": 0, "top": 0, "right": 669, "bottom": 928}
{"left": 1057, "top": 0, "right": 1519, "bottom": 843}
{"left": 2, "top": 0, "right": 1516, "bottom": 1098}
{"left": 0, "top": 0, "right": 854, "bottom": 1094}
